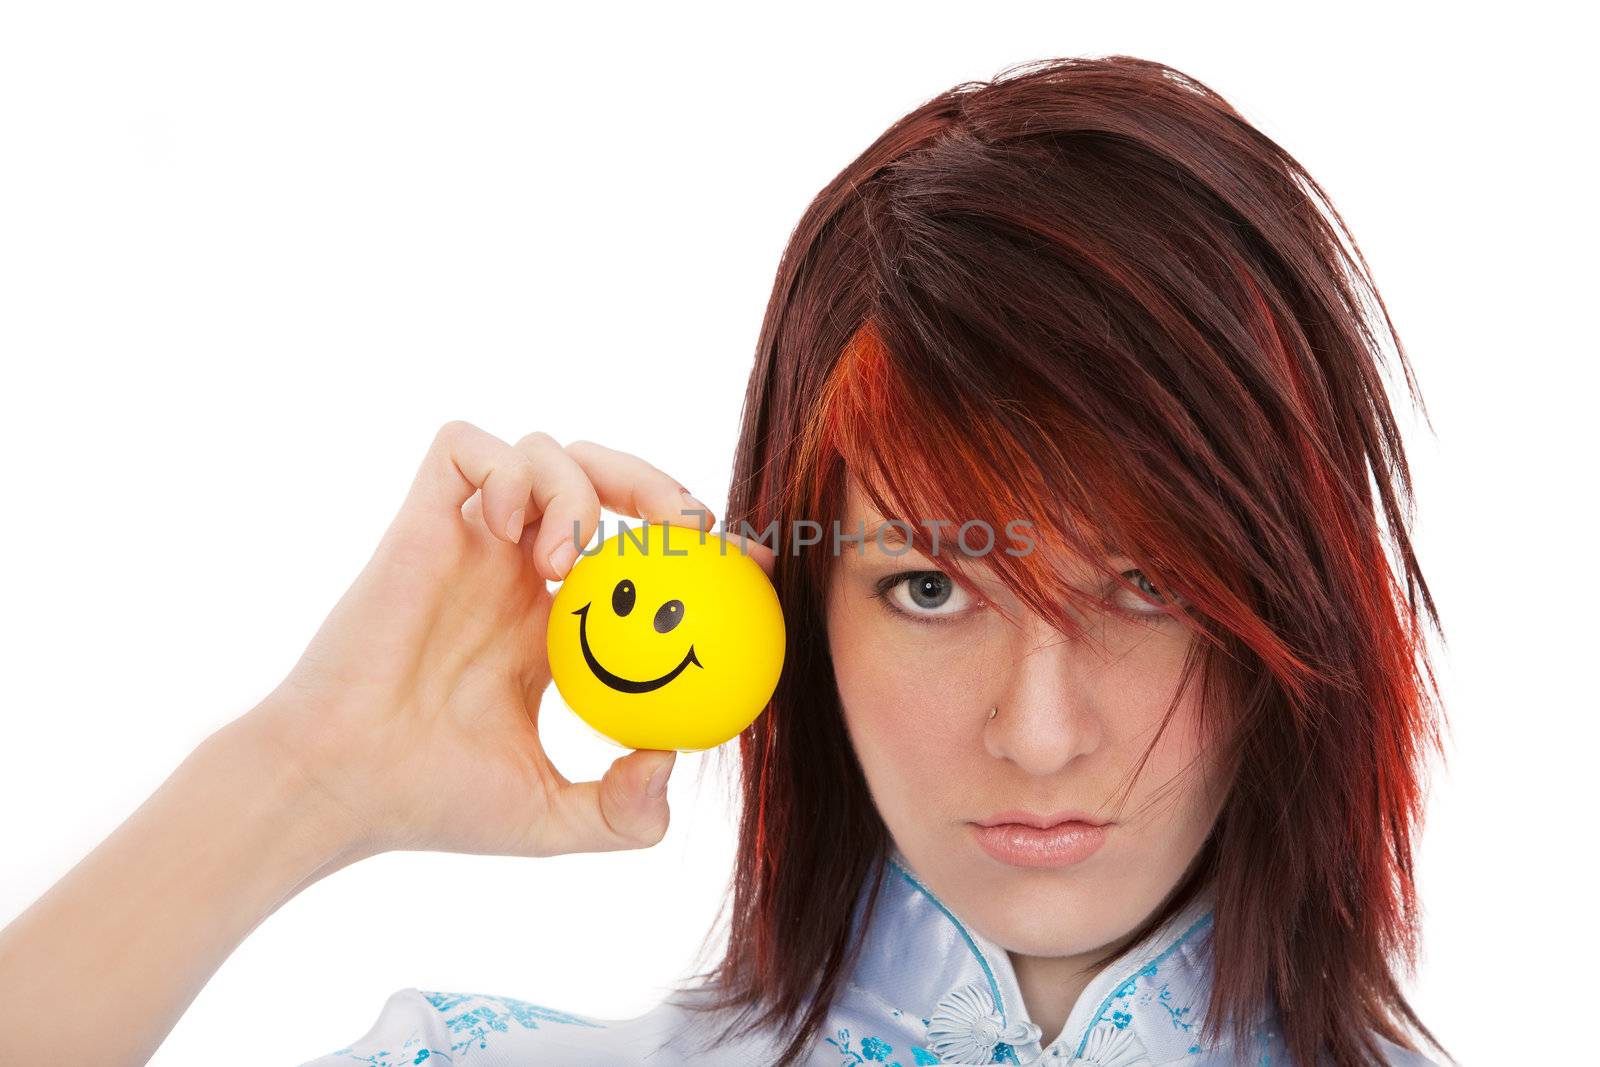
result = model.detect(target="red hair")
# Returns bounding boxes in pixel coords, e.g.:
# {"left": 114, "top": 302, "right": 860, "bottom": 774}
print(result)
{"left": 677, "top": 55, "right": 1447, "bottom": 1067}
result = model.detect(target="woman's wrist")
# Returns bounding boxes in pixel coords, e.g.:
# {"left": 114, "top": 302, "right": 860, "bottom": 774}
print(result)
{"left": 230, "top": 693, "right": 388, "bottom": 872}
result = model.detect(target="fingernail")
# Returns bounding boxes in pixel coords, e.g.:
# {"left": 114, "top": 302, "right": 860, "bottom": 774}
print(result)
{"left": 645, "top": 756, "right": 674, "bottom": 799}
{"left": 506, "top": 508, "right": 526, "bottom": 544}
{"left": 678, "top": 489, "right": 711, "bottom": 522}
{"left": 547, "top": 537, "right": 577, "bottom": 578}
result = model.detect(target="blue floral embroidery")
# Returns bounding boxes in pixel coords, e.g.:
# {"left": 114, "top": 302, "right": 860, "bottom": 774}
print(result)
{"left": 1254, "top": 1024, "right": 1278, "bottom": 1066}
{"left": 1157, "top": 982, "right": 1194, "bottom": 1032}
{"left": 825, "top": 1027, "right": 893, "bottom": 1065}
{"left": 1072, "top": 913, "right": 1213, "bottom": 1060}
{"left": 422, "top": 990, "right": 604, "bottom": 1032}
{"left": 328, "top": 1040, "right": 453, "bottom": 1067}
{"left": 317, "top": 990, "right": 606, "bottom": 1063}
{"left": 428, "top": 991, "right": 601, "bottom": 1062}
{"left": 824, "top": 1027, "right": 938, "bottom": 1067}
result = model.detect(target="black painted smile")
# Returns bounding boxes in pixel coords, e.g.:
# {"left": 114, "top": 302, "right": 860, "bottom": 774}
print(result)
{"left": 573, "top": 603, "right": 703, "bottom": 694}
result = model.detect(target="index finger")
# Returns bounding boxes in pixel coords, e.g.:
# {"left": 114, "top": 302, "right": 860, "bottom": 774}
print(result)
{"left": 567, "top": 454, "right": 781, "bottom": 581}
{"left": 525, "top": 438, "right": 715, "bottom": 580}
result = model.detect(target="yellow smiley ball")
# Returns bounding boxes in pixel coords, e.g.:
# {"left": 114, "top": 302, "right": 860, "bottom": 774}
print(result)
{"left": 546, "top": 521, "right": 785, "bottom": 751}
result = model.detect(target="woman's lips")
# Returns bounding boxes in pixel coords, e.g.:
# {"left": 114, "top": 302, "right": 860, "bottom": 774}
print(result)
{"left": 969, "top": 819, "right": 1109, "bottom": 868}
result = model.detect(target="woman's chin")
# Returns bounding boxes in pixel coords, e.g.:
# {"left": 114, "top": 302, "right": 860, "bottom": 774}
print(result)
{"left": 974, "top": 907, "right": 1125, "bottom": 959}
{"left": 949, "top": 870, "right": 1134, "bottom": 958}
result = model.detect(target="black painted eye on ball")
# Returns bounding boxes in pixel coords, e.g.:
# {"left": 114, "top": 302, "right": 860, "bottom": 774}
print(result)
{"left": 654, "top": 599, "right": 685, "bottom": 634}
{"left": 612, "top": 579, "right": 635, "bottom": 617}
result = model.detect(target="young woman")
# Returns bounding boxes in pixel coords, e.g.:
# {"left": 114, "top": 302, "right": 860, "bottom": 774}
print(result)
{"left": 0, "top": 55, "right": 1448, "bottom": 1066}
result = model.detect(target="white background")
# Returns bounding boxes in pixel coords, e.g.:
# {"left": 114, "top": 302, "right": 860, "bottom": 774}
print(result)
{"left": 1, "top": 4, "right": 1591, "bottom": 1064}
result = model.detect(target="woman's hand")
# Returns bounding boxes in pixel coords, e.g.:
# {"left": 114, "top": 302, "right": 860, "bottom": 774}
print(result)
{"left": 0, "top": 421, "right": 776, "bottom": 1066}
{"left": 254, "top": 419, "right": 774, "bottom": 861}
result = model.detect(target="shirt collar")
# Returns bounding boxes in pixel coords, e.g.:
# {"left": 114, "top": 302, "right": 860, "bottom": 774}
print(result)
{"left": 841, "top": 846, "right": 1217, "bottom": 1064}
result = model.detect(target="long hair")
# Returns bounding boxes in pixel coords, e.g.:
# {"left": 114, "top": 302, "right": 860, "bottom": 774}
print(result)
{"left": 674, "top": 54, "right": 1447, "bottom": 1067}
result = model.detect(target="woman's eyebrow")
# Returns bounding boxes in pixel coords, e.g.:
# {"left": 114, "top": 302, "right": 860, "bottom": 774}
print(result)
{"left": 853, "top": 519, "right": 1011, "bottom": 561}
{"left": 858, "top": 519, "right": 957, "bottom": 550}
{"left": 860, "top": 519, "right": 907, "bottom": 546}
{"left": 859, "top": 519, "right": 1124, "bottom": 558}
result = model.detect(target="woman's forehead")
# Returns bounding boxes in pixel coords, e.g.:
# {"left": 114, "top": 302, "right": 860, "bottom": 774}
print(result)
{"left": 836, "top": 468, "right": 1119, "bottom": 581}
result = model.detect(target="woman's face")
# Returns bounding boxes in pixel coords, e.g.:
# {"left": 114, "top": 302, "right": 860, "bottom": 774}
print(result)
{"left": 824, "top": 473, "right": 1230, "bottom": 958}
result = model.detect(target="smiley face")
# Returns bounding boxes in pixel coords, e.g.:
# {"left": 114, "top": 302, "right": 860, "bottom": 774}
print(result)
{"left": 547, "top": 522, "right": 785, "bottom": 751}
{"left": 573, "top": 579, "right": 702, "bottom": 693}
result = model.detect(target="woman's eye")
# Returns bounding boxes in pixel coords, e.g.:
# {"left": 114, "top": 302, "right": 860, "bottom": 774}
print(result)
{"left": 874, "top": 570, "right": 972, "bottom": 622}
{"left": 1113, "top": 569, "right": 1185, "bottom": 616}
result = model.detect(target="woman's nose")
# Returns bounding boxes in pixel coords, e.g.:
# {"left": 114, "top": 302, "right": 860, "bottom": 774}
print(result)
{"left": 982, "top": 623, "right": 1105, "bottom": 776}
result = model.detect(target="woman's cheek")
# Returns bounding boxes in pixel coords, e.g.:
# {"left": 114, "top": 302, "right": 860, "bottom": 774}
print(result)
{"left": 1097, "top": 627, "right": 1206, "bottom": 759}
{"left": 832, "top": 632, "right": 965, "bottom": 812}
{"left": 841, "top": 651, "right": 937, "bottom": 768}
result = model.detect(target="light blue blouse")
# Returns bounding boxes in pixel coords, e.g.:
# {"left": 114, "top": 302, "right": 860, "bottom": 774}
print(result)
{"left": 298, "top": 847, "right": 1437, "bottom": 1065}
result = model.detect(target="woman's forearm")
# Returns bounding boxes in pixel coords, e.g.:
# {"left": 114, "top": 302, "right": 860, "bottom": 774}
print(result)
{"left": 0, "top": 422, "right": 704, "bottom": 1064}
{"left": 0, "top": 701, "right": 369, "bottom": 1066}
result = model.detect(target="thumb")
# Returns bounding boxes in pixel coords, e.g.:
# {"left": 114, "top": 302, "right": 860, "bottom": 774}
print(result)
{"left": 552, "top": 748, "right": 675, "bottom": 853}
